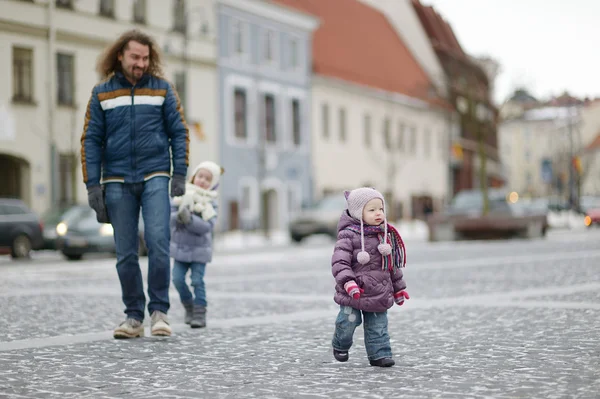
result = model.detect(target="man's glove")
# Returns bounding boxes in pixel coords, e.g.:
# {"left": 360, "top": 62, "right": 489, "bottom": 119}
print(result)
{"left": 344, "top": 280, "right": 364, "bottom": 300}
{"left": 87, "top": 185, "right": 110, "bottom": 224}
{"left": 171, "top": 174, "right": 186, "bottom": 197}
{"left": 394, "top": 290, "right": 410, "bottom": 306}
{"left": 177, "top": 207, "right": 192, "bottom": 225}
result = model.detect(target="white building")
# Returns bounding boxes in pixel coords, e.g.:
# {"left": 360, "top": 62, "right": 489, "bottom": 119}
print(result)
{"left": 499, "top": 98, "right": 600, "bottom": 198}
{"left": 274, "top": 0, "right": 454, "bottom": 219}
{"left": 0, "top": 0, "right": 218, "bottom": 214}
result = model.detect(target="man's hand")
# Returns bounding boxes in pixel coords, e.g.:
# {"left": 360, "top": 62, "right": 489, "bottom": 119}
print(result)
{"left": 87, "top": 185, "right": 110, "bottom": 224}
{"left": 171, "top": 174, "right": 186, "bottom": 197}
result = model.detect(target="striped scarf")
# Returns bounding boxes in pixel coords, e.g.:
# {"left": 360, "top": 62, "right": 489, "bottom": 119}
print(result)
{"left": 346, "top": 223, "right": 407, "bottom": 272}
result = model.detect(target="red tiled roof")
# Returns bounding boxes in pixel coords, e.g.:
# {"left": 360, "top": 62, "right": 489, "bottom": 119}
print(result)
{"left": 412, "top": 0, "right": 465, "bottom": 58}
{"left": 270, "top": 0, "right": 449, "bottom": 108}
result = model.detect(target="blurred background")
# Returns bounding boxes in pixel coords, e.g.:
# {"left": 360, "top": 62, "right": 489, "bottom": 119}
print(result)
{"left": 1, "top": 0, "right": 599, "bottom": 259}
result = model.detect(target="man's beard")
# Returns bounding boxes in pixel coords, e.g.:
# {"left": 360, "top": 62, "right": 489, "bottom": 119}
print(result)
{"left": 123, "top": 66, "right": 146, "bottom": 82}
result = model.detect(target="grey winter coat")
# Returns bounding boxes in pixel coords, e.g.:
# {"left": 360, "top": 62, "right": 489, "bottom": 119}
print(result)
{"left": 169, "top": 200, "right": 217, "bottom": 264}
{"left": 332, "top": 210, "right": 406, "bottom": 313}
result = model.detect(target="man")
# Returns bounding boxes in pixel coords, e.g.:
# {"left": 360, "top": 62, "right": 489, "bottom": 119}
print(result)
{"left": 81, "top": 29, "right": 189, "bottom": 338}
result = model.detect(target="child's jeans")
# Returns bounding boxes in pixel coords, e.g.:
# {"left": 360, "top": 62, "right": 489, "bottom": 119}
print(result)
{"left": 172, "top": 261, "right": 207, "bottom": 307}
{"left": 332, "top": 306, "right": 393, "bottom": 361}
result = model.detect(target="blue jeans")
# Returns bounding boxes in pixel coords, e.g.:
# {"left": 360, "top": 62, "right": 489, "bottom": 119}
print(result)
{"left": 105, "top": 177, "right": 171, "bottom": 322}
{"left": 172, "top": 261, "right": 207, "bottom": 307}
{"left": 332, "top": 306, "right": 393, "bottom": 361}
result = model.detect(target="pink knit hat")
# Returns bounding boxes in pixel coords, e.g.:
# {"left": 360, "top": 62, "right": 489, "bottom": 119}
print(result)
{"left": 344, "top": 187, "right": 392, "bottom": 265}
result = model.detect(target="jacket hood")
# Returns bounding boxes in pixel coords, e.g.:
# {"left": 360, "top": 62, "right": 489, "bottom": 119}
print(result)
{"left": 336, "top": 210, "right": 357, "bottom": 232}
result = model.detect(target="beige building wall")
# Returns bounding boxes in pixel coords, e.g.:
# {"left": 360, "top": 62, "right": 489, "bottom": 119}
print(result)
{"left": 311, "top": 76, "right": 452, "bottom": 219}
{"left": 0, "top": 0, "right": 218, "bottom": 215}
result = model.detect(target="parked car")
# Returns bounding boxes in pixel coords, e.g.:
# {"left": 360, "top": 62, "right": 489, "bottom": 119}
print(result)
{"left": 54, "top": 205, "right": 147, "bottom": 260}
{"left": 0, "top": 198, "right": 44, "bottom": 259}
{"left": 581, "top": 196, "right": 600, "bottom": 228}
{"left": 428, "top": 188, "right": 548, "bottom": 241}
{"left": 41, "top": 202, "right": 77, "bottom": 250}
{"left": 288, "top": 194, "right": 347, "bottom": 242}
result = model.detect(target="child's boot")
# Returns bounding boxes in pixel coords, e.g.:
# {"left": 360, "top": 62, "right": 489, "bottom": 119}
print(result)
{"left": 190, "top": 306, "right": 206, "bottom": 328}
{"left": 369, "top": 358, "right": 395, "bottom": 367}
{"left": 182, "top": 302, "right": 193, "bottom": 325}
{"left": 333, "top": 349, "right": 349, "bottom": 362}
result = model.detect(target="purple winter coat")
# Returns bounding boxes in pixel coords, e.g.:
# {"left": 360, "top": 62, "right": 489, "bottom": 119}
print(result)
{"left": 169, "top": 200, "right": 217, "bottom": 264}
{"left": 332, "top": 210, "right": 407, "bottom": 313}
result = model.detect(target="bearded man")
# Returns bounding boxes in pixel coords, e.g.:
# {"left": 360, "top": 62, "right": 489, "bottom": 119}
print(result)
{"left": 81, "top": 29, "right": 189, "bottom": 338}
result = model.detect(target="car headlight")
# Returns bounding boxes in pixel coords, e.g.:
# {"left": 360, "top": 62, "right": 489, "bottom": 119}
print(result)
{"left": 584, "top": 216, "right": 592, "bottom": 227}
{"left": 99, "top": 223, "right": 114, "bottom": 236}
{"left": 56, "top": 222, "right": 68, "bottom": 236}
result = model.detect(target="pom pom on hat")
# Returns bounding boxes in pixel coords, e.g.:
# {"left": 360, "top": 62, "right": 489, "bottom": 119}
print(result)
{"left": 357, "top": 251, "right": 370, "bottom": 264}
{"left": 378, "top": 243, "right": 392, "bottom": 256}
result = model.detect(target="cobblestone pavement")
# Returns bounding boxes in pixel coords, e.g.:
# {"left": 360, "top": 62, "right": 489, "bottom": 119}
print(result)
{"left": 0, "top": 230, "right": 599, "bottom": 398}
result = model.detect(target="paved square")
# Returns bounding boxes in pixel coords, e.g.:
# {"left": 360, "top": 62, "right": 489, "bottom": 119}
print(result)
{"left": 1, "top": 230, "right": 599, "bottom": 398}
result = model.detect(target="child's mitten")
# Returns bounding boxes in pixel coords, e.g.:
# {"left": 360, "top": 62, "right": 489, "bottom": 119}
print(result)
{"left": 394, "top": 290, "right": 410, "bottom": 306}
{"left": 344, "top": 280, "right": 364, "bottom": 300}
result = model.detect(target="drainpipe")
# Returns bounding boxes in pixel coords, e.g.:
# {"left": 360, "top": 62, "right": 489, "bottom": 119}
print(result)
{"left": 47, "top": 0, "right": 57, "bottom": 207}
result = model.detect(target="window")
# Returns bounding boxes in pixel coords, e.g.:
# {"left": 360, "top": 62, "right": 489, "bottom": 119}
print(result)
{"left": 239, "top": 178, "right": 258, "bottom": 221}
{"left": 263, "top": 30, "right": 276, "bottom": 63}
{"left": 56, "top": 0, "right": 73, "bottom": 9}
{"left": 291, "top": 99, "right": 301, "bottom": 146}
{"left": 241, "top": 185, "right": 251, "bottom": 213}
{"left": 398, "top": 122, "right": 405, "bottom": 151}
{"left": 339, "top": 107, "right": 346, "bottom": 142}
{"left": 232, "top": 19, "right": 245, "bottom": 55}
{"left": 57, "top": 53, "right": 74, "bottom": 106}
{"left": 173, "top": 0, "right": 186, "bottom": 34}
{"left": 264, "top": 94, "right": 276, "bottom": 143}
{"left": 410, "top": 126, "right": 417, "bottom": 153}
{"left": 0, "top": 204, "right": 27, "bottom": 215}
{"left": 174, "top": 71, "right": 187, "bottom": 116}
{"left": 424, "top": 128, "right": 431, "bottom": 157}
{"left": 289, "top": 38, "right": 299, "bottom": 69}
{"left": 234, "top": 88, "right": 247, "bottom": 139}
{"left": 322, "top": 103, "right": 329, "bottom": 139}
{"left": 383, "top": 118, "right": 391, "bottom": 149}
{"left": 99, "top": 0, "right": 115, "bottom": 18}
{"left": 364, "top": 114, "right": 371, "bottom": 148}
{"left": 132, "top": 0, "right": 146, "bottom": 24}
{"left": 12, "top": 47, "right": 33, "bottom": 103}
{"left": 59, "top": 153, "right": 76, "bottom": 204}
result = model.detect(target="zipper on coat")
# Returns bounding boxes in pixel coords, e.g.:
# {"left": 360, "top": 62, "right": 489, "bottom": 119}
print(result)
{"left": 130, "top": 86, "right": 136, "bottom": 180}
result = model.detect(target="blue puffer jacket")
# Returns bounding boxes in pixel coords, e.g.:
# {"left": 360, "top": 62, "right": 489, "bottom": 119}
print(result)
{"left": 80, "top": 72, "right": 189, "bottom": 187}
{"left": 169, "top": 201, "right": 218, "bottom": 264}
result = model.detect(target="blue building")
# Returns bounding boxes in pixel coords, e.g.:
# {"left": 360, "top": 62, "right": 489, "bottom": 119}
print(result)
{"left": 216, "top": 0, "right": 318, "bottom": 232}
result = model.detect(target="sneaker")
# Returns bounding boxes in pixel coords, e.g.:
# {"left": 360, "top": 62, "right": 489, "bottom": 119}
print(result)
{"left": 369, "top": 358, "right": 395, "bottom": 367}
{"left": 333, "top": 349, "right": 349, "bottom": 362}
{"left": 150, "top": 311, "right": 172, "bottom": 337}
{"left": 113, "top": 318, "right": 144, "bottom": 339}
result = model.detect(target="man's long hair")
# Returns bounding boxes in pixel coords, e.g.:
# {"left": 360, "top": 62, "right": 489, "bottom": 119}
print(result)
{"left": 96, "top": 29, "right": 164, "bottom": 79}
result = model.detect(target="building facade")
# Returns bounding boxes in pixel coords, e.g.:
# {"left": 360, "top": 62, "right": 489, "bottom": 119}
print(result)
{"left": 273, "top": 0, "right": 454, "bottom": 220}
{"left": 0, "top": 0, "right": 218, "bottom": 214}
{"left": 216, "top": 0, "right": 318, "bottom": 231}
{"left": 412, "top": 0, "right": 504, "bottom": 196}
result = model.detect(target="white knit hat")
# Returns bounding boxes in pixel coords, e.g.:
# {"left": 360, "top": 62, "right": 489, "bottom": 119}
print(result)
{"left": 344, "top": 187, "right": 392, "bottom": 265}
{"left": 190, "top": 161, "right": 224, "bottom": 189}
